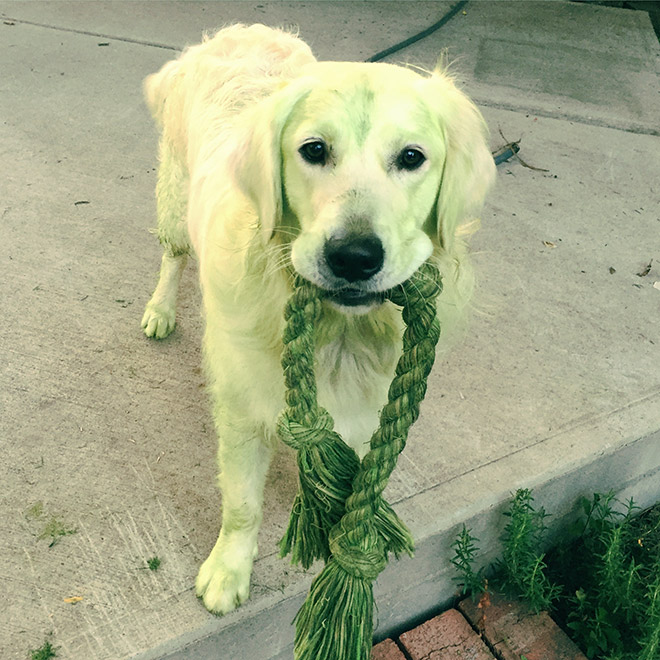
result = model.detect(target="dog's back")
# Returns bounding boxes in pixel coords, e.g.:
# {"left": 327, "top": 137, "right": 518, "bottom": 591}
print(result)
{"left": 143, "top": 25, "right": 316, "bottom": 160}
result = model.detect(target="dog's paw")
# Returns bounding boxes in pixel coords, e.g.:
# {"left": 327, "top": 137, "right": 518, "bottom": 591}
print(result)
{"left": 195, "top": 550, "right": 253, "bottom": 615}
{"left": 141, "top": 302, "right": 176, "bottom": 339}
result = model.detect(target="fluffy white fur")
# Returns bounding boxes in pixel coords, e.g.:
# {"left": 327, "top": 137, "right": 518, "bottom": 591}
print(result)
{"left": 141, "top": 24, "right": 495, "bottom": 615}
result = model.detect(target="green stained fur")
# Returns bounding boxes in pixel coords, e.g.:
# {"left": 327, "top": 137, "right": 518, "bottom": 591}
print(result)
{"left": 340, "top": 81, "right": 375, "bottom": 147}
{"left": 277, "top": 260, "right": 442, "bottom": 660}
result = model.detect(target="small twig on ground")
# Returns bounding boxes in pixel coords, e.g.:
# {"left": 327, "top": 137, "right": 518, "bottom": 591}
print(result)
{"left": 499, "top": 128, "right": 549, "bottom": 172}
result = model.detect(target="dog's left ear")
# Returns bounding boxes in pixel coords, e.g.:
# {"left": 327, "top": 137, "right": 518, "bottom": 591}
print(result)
{"left": 424, "top": 70, "right": 496, "bottom": 252}
{"left": 231, "top": 78, "right": 312, "bottom": 242}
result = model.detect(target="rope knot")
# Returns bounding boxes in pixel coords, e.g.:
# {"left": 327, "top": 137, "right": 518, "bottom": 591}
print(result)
{"left": 328, "top": 525, "right": 386, "bottom": 581}
{"left": 277, "top": 408, "right": 336, "bottom": 451}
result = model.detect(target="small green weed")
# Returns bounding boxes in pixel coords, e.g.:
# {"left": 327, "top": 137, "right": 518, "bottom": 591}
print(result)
{"left": 25, "top": 502, "right": 77, "bottom": 547}
{"left": 29, "top": 634, "right": 57, "bottom": 660}
{"left": 37, "top": 518, "right": 77, "bottom": 547}
{"left": 450, "top": 525, "right": 486, "bottom": 598}
{"left": 146, "top": 556, "right": 161, "bottom": 571}
{"left": 496, "top": 489, "right": 561, "bottom": 612}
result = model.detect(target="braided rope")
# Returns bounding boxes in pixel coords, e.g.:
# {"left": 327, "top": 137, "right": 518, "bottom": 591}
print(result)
{"left": 277, "top": 262, "right": 441, "bottom": 569}
{"left": 343, "top": 266, "right": 442, "bottom": 533}
{"left": 277, "top": 281, "right": 360, "bottom": 566}
{"left": 291, "top": 261, "right": 442, "bottom": 660}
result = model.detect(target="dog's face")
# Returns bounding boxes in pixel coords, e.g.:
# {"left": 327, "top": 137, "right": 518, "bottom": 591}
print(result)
{"left": 280, "top": 63, "right": 447, "bottom": 310}
{"left": 235, "top": 62, "right": 495, "bottom": 312}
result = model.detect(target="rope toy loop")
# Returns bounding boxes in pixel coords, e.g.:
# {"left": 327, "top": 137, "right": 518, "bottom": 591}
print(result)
{"left": 278, "top": 260, "right": 443, "bottom": 660}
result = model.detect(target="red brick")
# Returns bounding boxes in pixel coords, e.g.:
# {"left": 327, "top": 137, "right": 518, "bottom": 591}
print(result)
{"left": 372, "top": 638, "right": 407, "bottom": 660}
{"left": 399, "top": 609, "right": 495, "bottom": 659}
{"left": 459, "top": 592, "right": 587, "bottom": 660}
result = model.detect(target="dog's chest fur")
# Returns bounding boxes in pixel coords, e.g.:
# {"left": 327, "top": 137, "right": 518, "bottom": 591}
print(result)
{"left": 313, "top": 304, "right": 403, "bottom": 458}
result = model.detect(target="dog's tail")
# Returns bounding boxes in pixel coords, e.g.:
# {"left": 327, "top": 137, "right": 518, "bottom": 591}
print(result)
{"left": 143, "top": 59, "right": 181, "bottom": 126}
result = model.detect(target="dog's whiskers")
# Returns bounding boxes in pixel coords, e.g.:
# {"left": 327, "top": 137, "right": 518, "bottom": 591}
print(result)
{"left": 273, "top": 227, "right": 299, "bottom": 240}
{"left": 263, "top": 243, "right": 293, "bottom": 279}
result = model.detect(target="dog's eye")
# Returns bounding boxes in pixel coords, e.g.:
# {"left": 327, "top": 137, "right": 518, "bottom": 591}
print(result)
{"left": 397, "top": 147, "right": 426, "bottom": 171}
{"left": 299, "top": 140, "right": 328, "bottom": 165}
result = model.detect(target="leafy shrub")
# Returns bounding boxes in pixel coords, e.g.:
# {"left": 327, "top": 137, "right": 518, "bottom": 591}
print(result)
{"left": 451, "top": 489, "right": 660, "bottom": 660}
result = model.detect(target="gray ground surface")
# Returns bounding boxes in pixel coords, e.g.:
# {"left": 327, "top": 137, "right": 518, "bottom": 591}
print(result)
{"left": 1, "top": 2, "right": 659, "bottom": 659}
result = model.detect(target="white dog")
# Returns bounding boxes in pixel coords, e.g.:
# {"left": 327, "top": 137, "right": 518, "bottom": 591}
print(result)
{"left": 141, "top": 24, "right": 494, "bottom": 615}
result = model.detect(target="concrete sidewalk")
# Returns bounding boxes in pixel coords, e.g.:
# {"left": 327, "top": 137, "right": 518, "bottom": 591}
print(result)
{"left": 1, "top": 2, "right": 659, "bottom": 659}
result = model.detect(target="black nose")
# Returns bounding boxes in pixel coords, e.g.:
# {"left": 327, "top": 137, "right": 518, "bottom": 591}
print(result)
{"left": 324, "top": 234, "right": 384, "bottom": 282}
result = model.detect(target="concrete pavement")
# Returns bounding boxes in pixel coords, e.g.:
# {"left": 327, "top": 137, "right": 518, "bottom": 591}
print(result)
{"left": 1, "top": 2, "right": 659, "bottom": 659}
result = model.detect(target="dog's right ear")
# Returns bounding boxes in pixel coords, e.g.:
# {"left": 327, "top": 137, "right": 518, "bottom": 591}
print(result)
{"left": 422, "top": 70, "right": 495, "bottom": 253}
{"left": 231, "top": 79, "right": 313, "bottom": 243}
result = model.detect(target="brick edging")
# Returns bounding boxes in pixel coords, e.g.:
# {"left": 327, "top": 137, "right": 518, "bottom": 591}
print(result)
{"left": 372, "top": 593, "right": 587, "bottom": 660}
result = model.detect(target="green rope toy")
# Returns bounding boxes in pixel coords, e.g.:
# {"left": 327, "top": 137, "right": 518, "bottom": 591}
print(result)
{"left": 277, "top": 260, "right": 442, "bottom": 660}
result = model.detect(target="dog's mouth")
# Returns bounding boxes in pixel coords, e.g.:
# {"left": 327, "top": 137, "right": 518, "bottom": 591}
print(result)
{"left": 323, "top": 287, "right": 385, "bottom": 308}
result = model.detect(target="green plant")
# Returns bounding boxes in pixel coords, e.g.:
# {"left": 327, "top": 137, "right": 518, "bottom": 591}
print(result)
{"left": 29, "top": 635, "right": 57, "bottom": 660}
{"left": 450, "top": 525, "right": 485, "bottom": 598}
{"left": 38, "top": 518, "right": 77, "bottom": 547}
{"left": 146, "top": 556, "right": 161, "bottom": 571}
{"left": 638, "top": 562, "right": 660, "bottom": 660}
{"left": 553, "top": 493, "right": 657, "bottom": 659}
{"left": 25, "top": 501, "right": 77, "bottom": 547}
{"left": 598, "top": 525, "right": 639, "bottom": 624}
{"left": 566, "top": 588, "right": 622, "bottom": 658}
{"left": 450, "top": 490, "right": 660, "bottom": 660}
{"left": 497, "top": 489, "right": 560, "bottom": 612}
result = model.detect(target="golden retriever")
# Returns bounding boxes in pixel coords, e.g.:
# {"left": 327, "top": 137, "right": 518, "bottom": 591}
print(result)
{"left": 141, "top": 24, "right": 494, "bottom": 615}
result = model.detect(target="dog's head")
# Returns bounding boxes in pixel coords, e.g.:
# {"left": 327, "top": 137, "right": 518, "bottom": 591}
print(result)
{"left": 234, "top": 62, "right": 495, "bottom": 311}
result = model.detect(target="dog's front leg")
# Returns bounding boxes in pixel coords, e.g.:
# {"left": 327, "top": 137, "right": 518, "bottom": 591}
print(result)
{"left": 195, "top": 414, "right": 272, "bottom": 615}
{"left": 142, "top": 252, "right": 187, "bottom": 339}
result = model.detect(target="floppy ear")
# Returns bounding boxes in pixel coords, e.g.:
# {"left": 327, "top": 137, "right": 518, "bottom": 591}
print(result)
{"left": 426, "top": 70, "right": 495, "bottom": 252}
{"left": 231, "top": 79, "right": 313, "bottom": 242}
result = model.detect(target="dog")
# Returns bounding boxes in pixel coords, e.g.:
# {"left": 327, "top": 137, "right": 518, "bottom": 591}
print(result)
{"left": 141, "top": 24, "right": 495, "bottom": 615}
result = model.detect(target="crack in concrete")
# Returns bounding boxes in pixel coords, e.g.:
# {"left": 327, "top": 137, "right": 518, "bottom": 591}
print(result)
{"left": 475, "top": 98, "right": 660, "bottom": 137}
{"left": 1, "top": 16, "right": 179, "bottom": 51}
